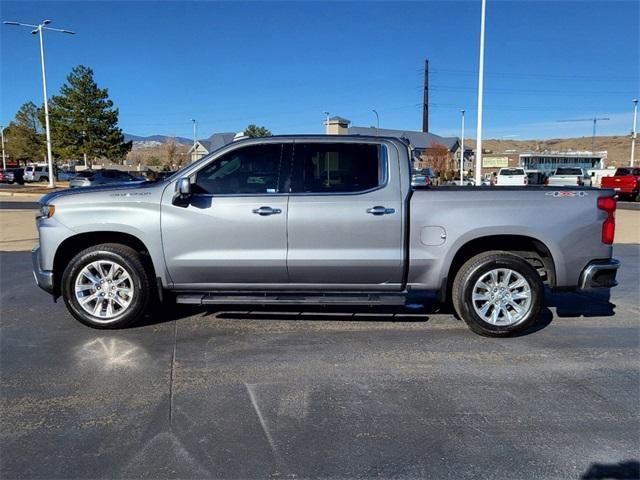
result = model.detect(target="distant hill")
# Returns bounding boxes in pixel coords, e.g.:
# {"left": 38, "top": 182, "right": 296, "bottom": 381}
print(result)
{"left": 124, "top": 133, "right": 192, "bottom": 150}
{"left": 464, "top": 135, "right": 635, "bottom": 167}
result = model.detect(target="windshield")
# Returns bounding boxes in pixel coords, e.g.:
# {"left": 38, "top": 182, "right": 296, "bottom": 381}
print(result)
{"left": 555, "top": 168, "right": 582, "bottom": 175}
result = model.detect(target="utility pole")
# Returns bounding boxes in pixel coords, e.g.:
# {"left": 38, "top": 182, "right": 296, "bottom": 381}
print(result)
{"left": 460, "top": 110, "right": 465, "bottom": 185}
{"left": 4, "top": 19, "right": 75, "bottom": 188}
{"left": 631, "top": 99, "right": 638, "bottom": 167}
{"left": 1, "top": 126, "right": 6, "bottom": 171}
{"left": 475, "top": 0, "right": 487, "bottom": 185}
{"left": 422, "top": 60, "right": 429, "bottom": 133}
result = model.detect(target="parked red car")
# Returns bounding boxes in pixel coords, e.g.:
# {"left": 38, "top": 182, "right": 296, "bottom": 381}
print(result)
{"left": 601, "top": 167, "right": 640, "bottom": 201}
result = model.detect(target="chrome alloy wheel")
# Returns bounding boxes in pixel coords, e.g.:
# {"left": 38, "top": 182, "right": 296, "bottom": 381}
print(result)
{"left": 74, "top": 260, "right": 135, "bottom": 322}
{"left": 471, "top": 268, "right": 532, "bottom": 326}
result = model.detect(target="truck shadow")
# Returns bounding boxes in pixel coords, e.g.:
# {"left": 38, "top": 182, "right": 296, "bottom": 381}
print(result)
{"left": 544, "top": 287, "right": 616, "bottom": 318}
{"left": 137, "top": 288, "right": 616, "bottom": 335}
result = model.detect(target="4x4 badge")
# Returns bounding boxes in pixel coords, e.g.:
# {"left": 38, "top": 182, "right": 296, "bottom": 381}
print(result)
{"left": 545, "top": 191, "right": 588, "bottom": 198}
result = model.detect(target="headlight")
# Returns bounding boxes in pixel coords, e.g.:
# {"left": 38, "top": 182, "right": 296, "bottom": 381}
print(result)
{"left": 37, "top": 204, "right": 55, "bottom": 219}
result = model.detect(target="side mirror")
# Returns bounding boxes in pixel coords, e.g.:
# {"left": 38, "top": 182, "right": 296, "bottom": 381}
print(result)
{"left": 172, "top": 177, "right": 192, "bottom": 206}
{"left": 177, "top": 177, "right": 191, "bottom": 196}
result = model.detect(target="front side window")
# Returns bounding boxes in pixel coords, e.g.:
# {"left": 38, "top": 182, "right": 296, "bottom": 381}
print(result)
{"left": 194, "top": 144, "right": 283, "bottom": 195}
{"left": 293, "top": 143, "right": 382, "bottom": 193}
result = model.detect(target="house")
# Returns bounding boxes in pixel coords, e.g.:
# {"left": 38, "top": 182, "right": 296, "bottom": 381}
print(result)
{"left": 325, "top": 116, "right": 461, "bottom": 171}
{"left": 188, "top": 132, "right": 236, "bottom": 162}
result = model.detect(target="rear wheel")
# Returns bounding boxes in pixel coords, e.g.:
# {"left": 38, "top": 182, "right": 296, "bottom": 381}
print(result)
{"left": 452, "top": 251, "right": 543, "bottom": 337}
{"left": 41, "top": 176, "right": 49, "bottom": 182}
{"left": 61, "top": 243, "right": 151, "bottom": 328}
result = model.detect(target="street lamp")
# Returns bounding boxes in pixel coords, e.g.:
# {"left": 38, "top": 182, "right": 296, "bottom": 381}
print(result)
{"left": 372, "top": 109, "right": 380, "bottom": 133}
{"left": 474, "top": 0, "right": 487, "bottom": 185}
{"left": 323, "top": 111, "right": 330, "bottom": 133}
{"left": 460, "top": 110, "right": 465, "bottom": 185}
{"left": 1, "top": 126, "right": 6, "bottom": 171}
{"left": 631, "top": 99, "right": 638, "bottom": 167}
{"left": 3, "top": 19, "right": 75, "bottom": 188}
{"left": 191, "top": 119, "right": 197, "bottom": 161}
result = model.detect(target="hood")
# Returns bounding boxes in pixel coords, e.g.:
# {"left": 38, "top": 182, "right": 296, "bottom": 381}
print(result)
{"left": 39, "top": 181, "right": 155, "bottom": 205}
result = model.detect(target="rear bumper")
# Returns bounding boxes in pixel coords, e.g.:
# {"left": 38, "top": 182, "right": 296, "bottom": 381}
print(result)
{"left": 578, "top": 258, "right": 620, "bottom": 290}
{"left": 31, "top": 244, "right": 54, "bottom": 294}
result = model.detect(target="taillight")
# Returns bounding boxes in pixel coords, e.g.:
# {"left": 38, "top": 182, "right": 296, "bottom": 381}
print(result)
{"left": 524, "top": 176, "right": 528, "bottom": 185}
{"left": 577, "top": 176, "right": 584, "bottom": 186}
{"left": 544, "top": 177, "right": 548, "bottom": 186}
{"left": 597, "top": 196, "right": 616, "bottom": 244}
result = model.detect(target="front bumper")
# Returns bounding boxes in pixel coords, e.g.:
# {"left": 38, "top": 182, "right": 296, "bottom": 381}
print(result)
{"left": 578, "top": 258, "right": 620, "bottom": 290}
{"left": 31, "top": 244, "right": 54, "bottom": 294}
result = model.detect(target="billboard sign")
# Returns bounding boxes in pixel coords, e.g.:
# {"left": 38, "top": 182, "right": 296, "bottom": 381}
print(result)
{"left": 482, "top": 156, "right": 509, "bottom": 168}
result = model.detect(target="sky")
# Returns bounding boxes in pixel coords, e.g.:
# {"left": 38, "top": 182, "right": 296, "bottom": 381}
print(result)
{"left": 1, "top": 0, "right": 638, "bottom": 140}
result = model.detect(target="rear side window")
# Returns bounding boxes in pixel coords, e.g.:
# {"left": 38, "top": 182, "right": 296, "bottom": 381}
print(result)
{"left": 292, "top": 143, "right": 383, "bottom": 193}
{"left": 499, "top": 168, "right": 524, "bottom": 176}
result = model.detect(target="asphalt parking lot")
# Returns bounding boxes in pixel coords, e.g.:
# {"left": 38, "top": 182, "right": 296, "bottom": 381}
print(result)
{"left": 1, "top": 247, "right": 639, "bottom": 479}
{"left": 1, "top": 195, "right": 639, "bottom": 479}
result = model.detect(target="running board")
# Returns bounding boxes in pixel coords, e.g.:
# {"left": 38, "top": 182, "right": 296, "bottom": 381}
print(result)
{"left": 176, "top": 292, "right": 407, "bottom": 306}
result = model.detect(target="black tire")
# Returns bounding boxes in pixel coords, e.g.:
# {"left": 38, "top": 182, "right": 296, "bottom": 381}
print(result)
{"left": 452, "top": 251, "right": 543, "bottom": 337}
{"left": 61, "top": 243, "right": 151, "bottom": 329}
{"left": 41, "top": 176, "right": 48, "bottom": 182}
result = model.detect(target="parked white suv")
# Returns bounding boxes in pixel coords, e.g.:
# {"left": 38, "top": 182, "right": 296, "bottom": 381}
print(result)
{"left": 496, "top": 168, "right": 528, "bottom": 186}
{"left": 24, "top": 165, "right": 50, "bottom": 182}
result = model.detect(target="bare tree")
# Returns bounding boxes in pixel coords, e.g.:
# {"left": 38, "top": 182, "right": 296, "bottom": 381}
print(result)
{"left": 419, "top": 143, "right": 452, "bottom": 180}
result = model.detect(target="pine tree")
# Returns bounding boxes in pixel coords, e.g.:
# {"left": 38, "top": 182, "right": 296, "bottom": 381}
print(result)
{"left": 244, "top": 124, "right": 272, "bottom": 137}
{"left": 4, "top": 102, "right": 45, "bottom": 165}
{"left": 47, "top": 65, "right": 131, "bottom": 163}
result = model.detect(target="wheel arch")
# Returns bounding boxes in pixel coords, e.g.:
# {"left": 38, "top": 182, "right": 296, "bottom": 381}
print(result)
{"left": 52, "top": 231, "right": 159, "bottom": 297}
{"left": 441, "top": 234, "right": 557, "bottom": 303}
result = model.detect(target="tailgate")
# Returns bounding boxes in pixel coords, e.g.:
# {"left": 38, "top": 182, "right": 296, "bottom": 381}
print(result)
{"left": 602, "top": 176, "right": 636, "bottom": 191}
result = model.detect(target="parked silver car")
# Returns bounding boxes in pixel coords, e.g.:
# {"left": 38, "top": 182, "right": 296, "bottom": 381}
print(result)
{"left": 69, "top": 169, "right": 145, "bottom": 188}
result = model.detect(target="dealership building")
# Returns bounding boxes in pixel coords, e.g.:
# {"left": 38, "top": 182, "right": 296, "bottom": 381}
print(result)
{"left": 519, "top": 152, "right": 606, "bottom": 174}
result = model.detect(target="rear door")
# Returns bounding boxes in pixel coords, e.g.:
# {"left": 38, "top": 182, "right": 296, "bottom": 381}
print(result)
{"left": 286, "top": 141, "right": 404, "bottom": 289}
{"left": 161, "top": 142, "right": 292, "bottom": 287}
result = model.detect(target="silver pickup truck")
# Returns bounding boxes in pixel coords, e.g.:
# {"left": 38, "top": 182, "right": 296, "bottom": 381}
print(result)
{"left": 33, "top": 135, "right": 620, "bottom": 336}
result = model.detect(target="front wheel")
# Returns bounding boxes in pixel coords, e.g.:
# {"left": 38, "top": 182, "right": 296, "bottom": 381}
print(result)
{"left": 61, "top": 243, "right": 152, "bottom": 328}
{"left": 452, "top": 251, "right": 543, "bottom": 337}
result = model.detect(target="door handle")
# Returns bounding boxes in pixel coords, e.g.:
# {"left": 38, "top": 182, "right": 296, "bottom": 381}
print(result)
{"left": 367, "top": 206, "right": 395, "bottom": 215}
{"left": 252, "top": 206, "right": 282, "bottom": 216}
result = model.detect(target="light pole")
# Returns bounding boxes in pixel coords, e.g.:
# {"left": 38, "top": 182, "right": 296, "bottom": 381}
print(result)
{"left": 4, "top": 20, "right": 74, "bottom": 188}
{"left": 474, "top": 0, "right": 487, "bottom": 185}
{"left": 191, "top": 119, "right": 197, "bottom": 161}
{"left": 323, "top": 111, "right": 330, "bottom": 133}
{"left": 1, "top": 126, "right": 6, "bottom": 171}
{"left": 372, "top": 109, "right": 380, "bottom": 133}
{"left": 460, "top": 110, "right": 465, "bottom": 185}
{"left": 631, "top": 99, "right": 638, "bottom": 167}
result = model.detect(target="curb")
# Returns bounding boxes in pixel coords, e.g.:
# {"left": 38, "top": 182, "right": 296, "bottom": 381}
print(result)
{"left": 0, "top": 191, "right": 49, "bottom": 198}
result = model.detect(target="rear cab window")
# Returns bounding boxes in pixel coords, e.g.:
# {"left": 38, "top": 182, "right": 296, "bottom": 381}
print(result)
{"left": 499, "top": 168, "right": 525, "bottom": 176}
{"left": 291, "top": 142, "right": 384, "bottom": 194}
{"left": 555, "top": 168, "right": 583, "bottom": 175}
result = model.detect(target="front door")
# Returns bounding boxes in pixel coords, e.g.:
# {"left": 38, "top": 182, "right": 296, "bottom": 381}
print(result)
{"left": 161, "top": 142, "right": 291, "bottom": 288}
{"left": 286, "top": 141, "right": 404, "bottom": 290}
